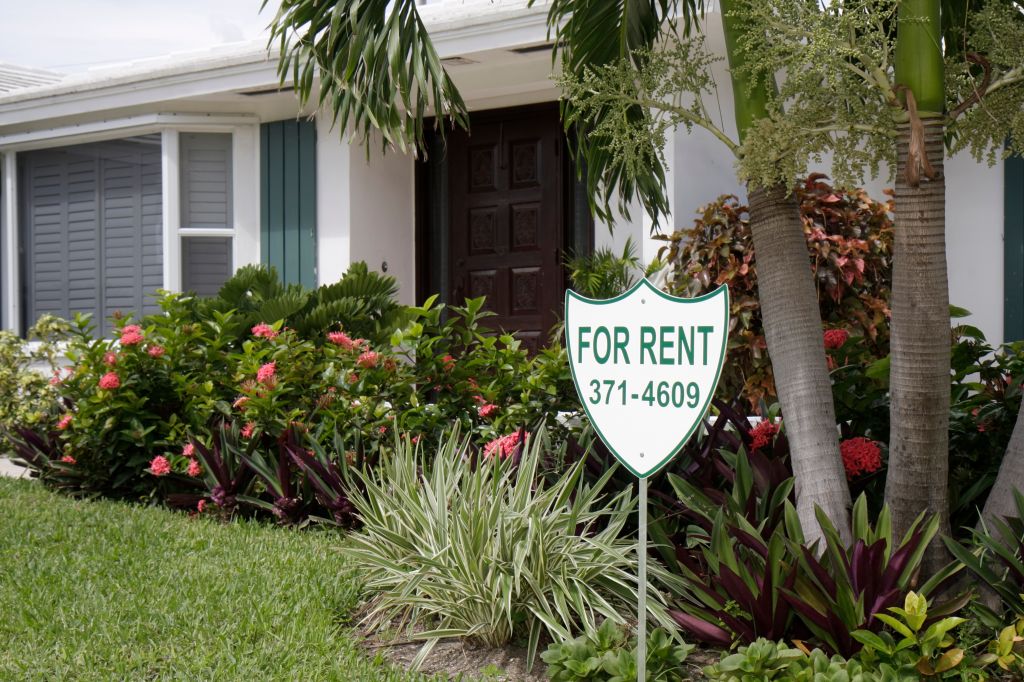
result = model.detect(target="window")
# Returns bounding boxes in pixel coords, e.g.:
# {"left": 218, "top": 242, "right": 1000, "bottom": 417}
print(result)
{"left": 18, "top": 135, "right": 162, "bottom": 332}
{"left": 179, "top": 133, "right": 233, "bottom": 296}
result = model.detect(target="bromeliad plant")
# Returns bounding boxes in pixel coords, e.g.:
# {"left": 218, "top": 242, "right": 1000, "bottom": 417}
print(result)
{"left": 344, "top": 427, "right": 682, "bottom": 667}
{"left": 666, "top": 447, "right": 799, "bottom": 646}
{"left": 784, "top": 496, "right": 955, "bottom": 657}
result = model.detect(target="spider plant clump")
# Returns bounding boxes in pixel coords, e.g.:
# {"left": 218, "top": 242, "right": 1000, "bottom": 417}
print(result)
{"left": 343, "top": 427, "right": 682, "bottom": 667}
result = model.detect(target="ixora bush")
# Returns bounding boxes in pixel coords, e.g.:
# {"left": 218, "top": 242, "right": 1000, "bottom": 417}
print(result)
{"left": 657, "top": 175, "right": 893, "bottom": 408}
{"left": 343, "top": 428, "right": 682, "bottom": 668}
{"left": 13, "top": 260, "right": 584, "bottom": 512}
{"left": 825, "top": 313, "right": 1024, "bottom": 529}
{"left": 18, "top": 298, "right": 237, "bottom": 499}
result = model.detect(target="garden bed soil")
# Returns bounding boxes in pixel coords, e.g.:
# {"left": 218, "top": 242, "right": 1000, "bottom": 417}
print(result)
{"left": 362, "top": 628, "right": 718, "bottom": 681}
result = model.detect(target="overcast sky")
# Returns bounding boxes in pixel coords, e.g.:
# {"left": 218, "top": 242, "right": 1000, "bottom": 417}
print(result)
{"left": 0, "top": 1, "right": 275, "bottom": 73}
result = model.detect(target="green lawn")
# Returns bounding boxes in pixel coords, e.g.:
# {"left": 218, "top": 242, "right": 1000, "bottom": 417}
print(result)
{"left": 0, "top": 478, "right": 445, "bottom": 681}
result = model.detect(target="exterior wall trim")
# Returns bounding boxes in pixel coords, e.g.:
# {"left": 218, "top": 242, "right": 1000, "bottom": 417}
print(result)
{"left": 1, "top": 151, "right": 18, "bottom": 333}
{"left": 0, "top": 113, "right": 259, "bottom": 152}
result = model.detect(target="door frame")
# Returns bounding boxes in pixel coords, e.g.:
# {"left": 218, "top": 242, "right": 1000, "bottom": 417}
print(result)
{"left": 415, "top": 101, "right": 593, "bottom": 309}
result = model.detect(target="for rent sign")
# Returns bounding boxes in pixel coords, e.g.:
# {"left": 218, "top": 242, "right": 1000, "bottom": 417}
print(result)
{"left": 564, "top": 280, "right": 730, "bottom": 478}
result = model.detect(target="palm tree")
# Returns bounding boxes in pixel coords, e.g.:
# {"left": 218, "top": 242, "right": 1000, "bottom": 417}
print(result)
{"left": 883, "top": 0, "right": 953, "bottom": 570}
{"left": 722, "top": 0, "right": 1023, "bottom": 570}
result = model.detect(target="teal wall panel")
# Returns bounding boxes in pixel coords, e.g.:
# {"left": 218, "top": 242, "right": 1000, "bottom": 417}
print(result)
{"left": 260, "top": 119, "right": 316, "bottom": 288}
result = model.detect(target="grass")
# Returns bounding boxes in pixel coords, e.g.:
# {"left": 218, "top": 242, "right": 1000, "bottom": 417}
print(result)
{"left": 0, "top": 477, "right": 448, "bottom": 681}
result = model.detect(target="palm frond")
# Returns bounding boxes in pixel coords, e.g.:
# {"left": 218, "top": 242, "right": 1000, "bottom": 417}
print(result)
{"left": 267, "top": 0, "right": 469, "bottom": 155}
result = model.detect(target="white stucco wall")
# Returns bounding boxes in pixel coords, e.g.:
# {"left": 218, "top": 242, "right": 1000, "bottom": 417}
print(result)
{"left": 945, "top": 152, "right": 1004, "bottom": 342}
{"left": 316, "top": 121, "right": 417, "bottom": 305}
{"left": 315, "top": 115, "right": 351, "bottom": 286}
{"left": 348, "top": 146, "right": 416, "bottom": 305}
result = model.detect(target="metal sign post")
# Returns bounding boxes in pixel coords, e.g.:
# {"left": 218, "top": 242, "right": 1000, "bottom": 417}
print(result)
{"left": 637, "top": 477, "right": 647, "bottom": 681}
{"left": 563, "top": 279, "right": 730, "bottom": 682}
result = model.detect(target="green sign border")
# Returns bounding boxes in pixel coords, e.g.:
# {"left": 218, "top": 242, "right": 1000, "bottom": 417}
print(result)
{"left": 564, "top": 280, "right": 730, "bottom": 479}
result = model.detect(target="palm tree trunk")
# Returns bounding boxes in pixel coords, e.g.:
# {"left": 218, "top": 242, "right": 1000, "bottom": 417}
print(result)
{"left": 980, "top": 403, "right": 1024, "bottom": 527}
{"left": 748, "top": 184, "right": 852, "bottom": 545}
{"left": 884, "top": 120, "right": 952, "bottom": 572}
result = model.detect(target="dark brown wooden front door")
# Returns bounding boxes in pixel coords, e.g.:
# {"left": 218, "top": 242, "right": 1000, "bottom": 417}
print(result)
{"left": 446, "top": 106, "right": 565, "bottom": 351}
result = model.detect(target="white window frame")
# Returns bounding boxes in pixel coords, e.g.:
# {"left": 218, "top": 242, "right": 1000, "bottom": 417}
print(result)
{"left": 0, "top": 113, "right": 261, "bottom": 334}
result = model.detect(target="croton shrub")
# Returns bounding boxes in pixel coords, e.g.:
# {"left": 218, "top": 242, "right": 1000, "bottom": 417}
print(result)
{"left": 657, "top": 174, "right": 893, "bottom": 409}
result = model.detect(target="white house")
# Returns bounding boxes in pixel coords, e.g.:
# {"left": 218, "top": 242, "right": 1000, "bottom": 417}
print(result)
{"left": 0, "top": 1, "right": 1019, "bottom": 346}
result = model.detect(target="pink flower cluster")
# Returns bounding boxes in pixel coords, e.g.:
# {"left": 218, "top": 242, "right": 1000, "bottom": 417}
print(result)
{"left": 252, "top": 323, "right": 279, "bottom": 340}
{"left": 60, "top": 455, "right": 76, "bottom": 465}
{"left": 149, "top": 455, "right": 171, "bottom": 476}
{"left": 257, "top": 362, "right": 276, "bottom": 384}
{"left": 187, "top": 460, "right": 203, "bottom": 477}
{"left": 483, "top": 431, "right": 529, "bottom": 460}
{"left": 749, "top": 419, "right": 779, "bottom": 451}
{"left": 147, "top": 345, "right": 166, "bottom": 358}
{"left": 103, "top": 351, "right": 118, "bottom": 366}
{"left": 57, "top": 413, "right": 73, "bottom": 430}
{"left": 98, "top": 372, "right": 121, "bottom": 390}
{"left": 327, "top": 331, "right": 368, "bottom": 351}
{"left": 840, "top": 437, "right": 883, "bottom": 480}
{"left": 823, "top": 329, "right": 850, "bottom": 350}
{"left": 182, "top": 443, "right": 195, "bottom": 458}
{"left": 241, "top": 422, "right": 256, "bottom": 439}
{"left": 477, "top": 403, "right": 498, "bottom": 419}
{"left": 357, "top": 351, "right": 379, "bottom": 369}
{"left": 120, "top": 325, "right": 144, "bottom": 346}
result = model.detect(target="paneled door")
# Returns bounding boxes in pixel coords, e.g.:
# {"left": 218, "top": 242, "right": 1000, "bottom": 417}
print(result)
{"left": 446, "top": 106, "right": 565, "bottom": 352}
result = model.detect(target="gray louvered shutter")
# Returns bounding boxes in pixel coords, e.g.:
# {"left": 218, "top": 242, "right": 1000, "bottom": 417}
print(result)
{"left": 20, "top": 136, "right": 163, "bottom": 332}
{"left": 101, "top": 136, "right": 163, "bottom": 317}
{"left": 180, "top": 133, "right": 233, "bottom": 295}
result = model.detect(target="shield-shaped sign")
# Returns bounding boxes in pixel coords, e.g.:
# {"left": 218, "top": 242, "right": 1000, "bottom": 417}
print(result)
{"left": 564, "top": 280, "right": 730, "bottom": 478}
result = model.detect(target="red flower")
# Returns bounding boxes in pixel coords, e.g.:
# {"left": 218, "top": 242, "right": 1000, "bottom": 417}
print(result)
{"left": 357, "top": 351, "right": 379, "bottom": 369}
{"left": 478, "top": 403, "right": 499, "bottom": 419}
{"left": 57, "top": 414, "right": 73, "bottom": 430}
{"left": 187, "top": 460, "right": 203, "bottom": 477}
{"left": 252, "top": 323, "right": 279, "bottom": 340}
{"left": 441, "top": 354, "right": 455, "bottom": 372}
{"left": 749, "top": 419, "right": 779, "bottom": 451}
{"left": 823, "top": 329, "right": 850, "bottom": 350}
{"left": 483, "top": 431, "right": 529, "bottom": 460}
{"left": 60, "top": 455, "right": 76, "bottom": 465}
{"left": 103, "top": 351, "right": 118, "bottom": 366}
{"left": 840, "top": 437, "right": 883, "bottom": 480}
{"left": 347, "top": 372, "right": 359, "bottom": 384}
{"left": 257, "top": 362, "right": 276, "bottom": 384}
{"left": 120, "top": 325, "right": 144, "bottom": 346}
{"left": 147, "top": 345, "right": 166, "bottom": 358}
{"left": 197, "top": 499, "right": 207, "bottom": 513}
{"left": 149, "top": 455, "right": 171, "bottom": 476}
{"left": 241, "top": 422, "right": 256, "bottom": 439}
{"left": 98, "top": 372, "right": 121, "bottom": 390}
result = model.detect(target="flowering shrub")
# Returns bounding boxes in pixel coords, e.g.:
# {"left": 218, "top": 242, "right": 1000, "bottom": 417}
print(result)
{"left": 35, "top": 294, "right": 237, "bottom": 499}
{"left": 657, "top": 175, "right": 893, "bottom": 409}
{"left": 0, "top": 315, "right": 70, "bottom": 453}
